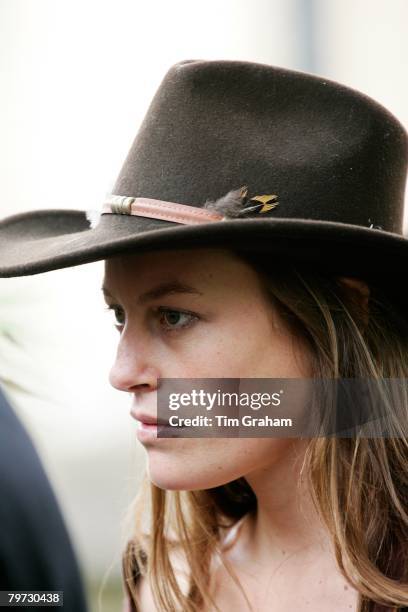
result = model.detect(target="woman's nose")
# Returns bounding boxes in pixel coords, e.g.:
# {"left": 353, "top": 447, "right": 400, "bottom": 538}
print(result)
{"left": 108, "top": 335, "right": 158, "bottom": 393}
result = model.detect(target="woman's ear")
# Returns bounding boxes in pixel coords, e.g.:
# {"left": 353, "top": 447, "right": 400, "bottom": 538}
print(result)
{"left": 335, "top": 276, "right": 370, "bottom": 328}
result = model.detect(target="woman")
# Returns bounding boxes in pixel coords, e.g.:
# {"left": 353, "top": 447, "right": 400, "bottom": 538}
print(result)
{"left": 0, "top": 60, "right": 407, "bottom": 611}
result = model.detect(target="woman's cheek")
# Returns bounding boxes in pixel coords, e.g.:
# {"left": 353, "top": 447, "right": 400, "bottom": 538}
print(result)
{"left": 169, "top": 312, "right": 276, "bottom": 377}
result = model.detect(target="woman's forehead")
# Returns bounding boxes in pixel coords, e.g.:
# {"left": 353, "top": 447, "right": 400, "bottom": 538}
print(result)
{"left": 104, "top": 248, "right": 242, "bottom": 277}
{"left": 102, "top": 248, "right": 261, "bottom": 295}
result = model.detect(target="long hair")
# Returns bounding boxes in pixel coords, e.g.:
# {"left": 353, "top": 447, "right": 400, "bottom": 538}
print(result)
{"left": 122, "top": 240, "right": 408, "bottom": 611}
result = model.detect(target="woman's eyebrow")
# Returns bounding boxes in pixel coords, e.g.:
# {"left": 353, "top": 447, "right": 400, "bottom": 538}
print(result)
{"left": 101, "top": 281, "right": 203, "bottom": 304}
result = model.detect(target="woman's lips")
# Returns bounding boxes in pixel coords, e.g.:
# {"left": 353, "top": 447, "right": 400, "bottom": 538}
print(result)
{"left": 131, "top": 411, "right": 169, "bottom": 426}
{"left": 131, "top": 411, "right": 185, "bottom": 441}
{"left": 135, "top": 420, "right": 181, "bottom": 442}
{"left": 137, "top": 421, "right": 159, "bottom": 432}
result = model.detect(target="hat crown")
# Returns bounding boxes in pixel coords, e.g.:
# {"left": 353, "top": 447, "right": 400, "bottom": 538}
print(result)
{"left": 1, "top": 60, "right": 407, "bottom": 283}
{"left": 113, "top": 60, "right": 407, "bottom": 234}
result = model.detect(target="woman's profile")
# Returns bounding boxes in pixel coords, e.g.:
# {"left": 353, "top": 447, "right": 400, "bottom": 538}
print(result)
{"left": 0, "top": 59, "right": 407, "bottom": 612}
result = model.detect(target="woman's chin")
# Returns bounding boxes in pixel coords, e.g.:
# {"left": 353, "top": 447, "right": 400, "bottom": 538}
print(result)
{"left": 146, "top": 472, "right": 230, "bottom": 491}
{"left": 145, "top": 460, "right": 236, "bottom": 491}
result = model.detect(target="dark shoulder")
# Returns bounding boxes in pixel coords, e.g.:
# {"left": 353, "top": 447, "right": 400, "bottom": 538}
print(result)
{"left": 0, "top": 388, "right": 87, "bottom": 611}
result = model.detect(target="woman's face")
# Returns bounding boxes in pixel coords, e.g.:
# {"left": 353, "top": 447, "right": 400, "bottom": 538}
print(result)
{"left": 103, "top": 248, "right": 313, "bottom": 490}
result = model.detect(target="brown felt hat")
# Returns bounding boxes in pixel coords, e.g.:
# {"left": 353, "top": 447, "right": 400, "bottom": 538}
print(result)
{"left": 0, "top": 59, "right": 407, "bottom": 299}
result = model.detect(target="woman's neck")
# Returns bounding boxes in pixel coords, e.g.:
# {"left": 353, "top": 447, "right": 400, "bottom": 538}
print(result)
{"left": 239, "top": 439, "right": 334, "bottom": 566}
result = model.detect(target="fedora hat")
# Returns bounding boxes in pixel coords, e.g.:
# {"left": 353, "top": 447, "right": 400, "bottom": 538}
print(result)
{"left": 0, "top": 59, "right": 407, "bottom": 298}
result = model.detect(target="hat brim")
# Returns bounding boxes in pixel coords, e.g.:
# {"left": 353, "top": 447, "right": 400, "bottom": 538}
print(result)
{"left": 0, "top": 209, "right": 407, "bottom": 291}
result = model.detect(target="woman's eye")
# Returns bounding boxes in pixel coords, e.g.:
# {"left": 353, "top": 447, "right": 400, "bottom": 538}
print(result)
{"left": 104, "top": 304, "right": 125, "bottom": 328}
{"left": 157, "top": 307, "right": 198, "bottom": 332}
{"left": 104, "top": 305, "right": 198, "bottom": 333}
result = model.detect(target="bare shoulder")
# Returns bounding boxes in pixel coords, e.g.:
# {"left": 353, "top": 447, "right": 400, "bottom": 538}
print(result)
{"left": 124, "top": 543, "right": 191, "bottom": 612}
{"left": 134, "top": 573, "right": 159, "bottom": 612}
{"left": 123, "top": 519, "right": 247, "bottom": 612}
{"left": 121, "top": 572, "right": 158, "bottom": 612}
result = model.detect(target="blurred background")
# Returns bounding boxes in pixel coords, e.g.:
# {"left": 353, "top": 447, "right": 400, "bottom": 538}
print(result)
{"left": 0, "top": 1, "right": 407, "bottom": 610}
